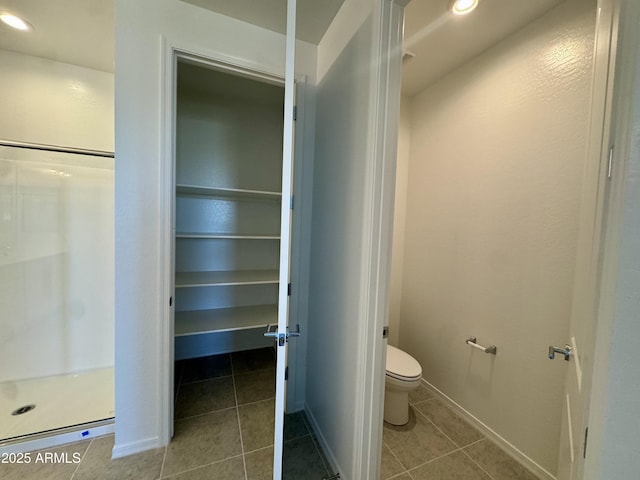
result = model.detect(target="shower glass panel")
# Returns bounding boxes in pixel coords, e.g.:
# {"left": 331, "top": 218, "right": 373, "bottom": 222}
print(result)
{"left": 0, "top": 144, "right": 114, "bottom": 442}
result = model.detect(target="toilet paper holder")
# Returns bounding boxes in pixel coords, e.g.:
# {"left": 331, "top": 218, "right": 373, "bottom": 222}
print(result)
{"left": 466, "top": 336, "right": 497, "bottom": 355}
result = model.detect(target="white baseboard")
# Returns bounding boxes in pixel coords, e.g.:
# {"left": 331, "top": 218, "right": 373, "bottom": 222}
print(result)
{"left": 420, "top": 378, "right": 556, "bottom": 480}
{"left": 111, "top": 436, "right": 162, "bottom": 459}
{"left": 0, "top": 422, "right": 114, "bottom": 455}
{"left": 304, "top": 403, "right": 346, "bottom": 480}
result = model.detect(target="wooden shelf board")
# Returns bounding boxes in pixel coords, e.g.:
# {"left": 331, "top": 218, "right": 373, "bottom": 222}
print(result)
{"left": 175, "top": 304, "right": 277, "bottom": 336}
{"left": 175, "top": 269, "right": 279, "bottom": 287}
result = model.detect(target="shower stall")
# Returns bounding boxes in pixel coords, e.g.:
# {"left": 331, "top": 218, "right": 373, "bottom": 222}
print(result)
{"left": 0, "top": 142, "right": 114, "bottom": 445}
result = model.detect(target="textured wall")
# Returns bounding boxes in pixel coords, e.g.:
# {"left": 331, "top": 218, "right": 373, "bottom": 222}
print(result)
{"left": 398, "top": 0, "right": 595, "bottom": 474}
{"left": 388, "top": 96, "right": 410, "bottom": 347}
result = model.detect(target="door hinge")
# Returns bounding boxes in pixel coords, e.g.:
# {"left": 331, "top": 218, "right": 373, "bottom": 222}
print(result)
{"left": 383, "top": 326, "right": 389, "bottom": 338}
{"left": 285, "top": 366, "right": 289, "bottom": 381}
{"left": 169, "top": 296, "right": 173, "bottom": 307}
{"left": 290, "top": 195, "right": 294, "bottom": 210}
{"left": 607, "top": 144, "right": 614, "bottom": 179}
{"left": 583, "top": 426, "right": 589, "bottom": 458}
{"left": 293, "top": 105, "right": 297, "bottom": 121}
{"left": 287, "top": 283, "right": 291, "bottom": 296}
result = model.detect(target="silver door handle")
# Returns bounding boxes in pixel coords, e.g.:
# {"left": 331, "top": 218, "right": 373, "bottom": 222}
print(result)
{"left": 548, "top": 344, "right": 572, "bottom": 361}
{"left": 264, "top": 324, "right": 301, "bottom": 346}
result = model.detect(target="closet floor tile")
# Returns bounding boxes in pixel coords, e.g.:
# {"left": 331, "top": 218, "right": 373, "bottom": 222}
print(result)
{"left": 175, "top": 376, "right": 235, "bottom": 419}
{"left": 161, "top": 456, "right": 245, "bottom": 480}
{"left": 234, "top": 369, "right": 275, "bottom": 405}
{"left": 245, "top": 446, "right": 273, "bottom": 480}
{"left": 238, "top": 399, "right": 275, "bottom": 452}
{"left": 231, "top": 348, "right": 275, "bottom": 374}
{"left": 162, "top": 408, "right": 242, "bottom": 478}
{"left": 181, "top": 354, "right": 232, "bottom": 383}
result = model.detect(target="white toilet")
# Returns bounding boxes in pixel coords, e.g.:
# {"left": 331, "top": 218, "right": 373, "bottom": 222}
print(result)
{"left": 384, "top": 345, "right": 422, "bottom": 425}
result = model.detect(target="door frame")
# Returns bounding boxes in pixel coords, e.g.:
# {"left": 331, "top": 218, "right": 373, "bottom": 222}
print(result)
{"left": 158, "top": 38, "right": 307, "bottom": 445}
{"left": 580, "top": 0, "right": 640, "bottom": 476}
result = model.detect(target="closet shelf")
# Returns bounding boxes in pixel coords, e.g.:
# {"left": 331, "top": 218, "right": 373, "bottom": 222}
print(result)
{"left": 176, "top": 184, "right": 282, "bottom": 200}
{"left": 175, "top": 304, "right": 277, "bottom": 336}
{"left": 175, "top": 269, "right": 279, "bottom": 288}
{"left": 176, "top": 232, "right": 280, "bottom": 240}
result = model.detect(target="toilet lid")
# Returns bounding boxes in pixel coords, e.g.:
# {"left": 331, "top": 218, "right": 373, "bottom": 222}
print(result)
{"left": 386, "top": 345, "right": 422, "bottom": 380}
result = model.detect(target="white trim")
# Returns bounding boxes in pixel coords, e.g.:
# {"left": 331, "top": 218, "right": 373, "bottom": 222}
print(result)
{"left": 112, "top": 436, "right": 162, "bottom": 459}
{"left": 304, "top": 402, "right": 344, "bottom": 478}
{"left": 583, "top": 0, "right": 640, "bottom": 477}
{"left": 355, "top": 0, "right": 407, "bottom": 478}
{"left": 0, "top": 423, "right": 114, "bottom": 456}
{"left": 420, "top": 378, "right": 556, "bottom": 480}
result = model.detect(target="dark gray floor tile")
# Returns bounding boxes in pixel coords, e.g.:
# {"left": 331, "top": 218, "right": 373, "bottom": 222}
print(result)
{"left": 73, "top": 435, "right": 164, "bottom": 480}
{"left": 380, "top": 442, "right": 406, "bottom": 480}
{"left": 414, "top": 399, "right": 483, "bottom": 447}
{"left": 307, "top": 432, "right": 334, "bottom": 476}
{"left": 234, "top": 369, "right": 275, "bottom": 405}
{"left": 239, "top": 399, "right": 275, "bottom": 452}
{"left": 283, "top": 435, "right": 328, "bottom": 479}
{"left": 175, "top": 361, "right": 184, "bottom": 399}
{"left": 410, "top": 450, "right": 492, "bottom": 480}
{"left": 181, "top": 354, "right": 232, "bottom": 383}
{"left": 231, "top": 348, "right": 275, "bottom": 374}
{"left": 245, "top": 446, "right": 273, "bottom": 480}
{"left": 162, "top": 409, "right": 242, "bottom": 477}
{"left": 284, "top": 411, "right": 309, "bottom": 441}
{"left": 408, "top": 384, "right": 434, "bottom": 405}
{"left": 464, "top": 440, "right": 539, "bottom": 480}
{"left": 162, "top": 455, "right": 245, "bottom": 480}
{"left": 383, "top": 406, "right": 457, "bottom": 470}
{"left": 175, "top": 377, "right": 235, "bottom": 419}
{"left": 0, "top": 440, "right": 89, "bottom": 480}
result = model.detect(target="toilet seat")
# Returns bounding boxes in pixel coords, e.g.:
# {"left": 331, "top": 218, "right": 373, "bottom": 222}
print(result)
{"left": 386, "top": 345, "right": 421, "bottom": 382}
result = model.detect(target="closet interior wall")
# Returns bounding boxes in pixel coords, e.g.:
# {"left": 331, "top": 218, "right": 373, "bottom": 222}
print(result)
{"left": 174, "top": 60, "right": 285, "bottom": 361}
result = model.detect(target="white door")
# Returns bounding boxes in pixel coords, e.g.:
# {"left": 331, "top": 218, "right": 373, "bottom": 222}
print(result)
{"left": 555, "top": 0, "right": 619, "bottom": 477}
{"left": 271, "top": 0, "right": 297, "bottom": 478}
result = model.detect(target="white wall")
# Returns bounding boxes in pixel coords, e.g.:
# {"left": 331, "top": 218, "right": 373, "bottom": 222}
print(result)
{"left": 306, "top": 0, "right": 405, "bottom": 477}
{"left": 0, "top": 51, "right": 114, "bottom": 382}
{"left": 0, "top": 50, "right": 114, "bottom": 153}
{"left": 114, "top": 0, "right": 317, "bottom": 456}
{"left": 388, "top": 95, "right": 410, "bottom": 347}
{"left": 397, "top": 0, "right": 595, "bottom": 475}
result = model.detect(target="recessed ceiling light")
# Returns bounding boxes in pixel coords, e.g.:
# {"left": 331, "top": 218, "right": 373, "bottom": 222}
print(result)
{"left": 0, "top": 12, "right": 33, "bottom": 31}
{"left": 450, "top": 0, "right": 479, "bottom": 16}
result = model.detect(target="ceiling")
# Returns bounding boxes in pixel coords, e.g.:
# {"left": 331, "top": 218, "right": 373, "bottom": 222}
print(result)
{"left": 181, "top": 0, "right": 345, "bottom": 45}
{"left": 0, "top": 0, "right": 567, "bottom": 94}
{"left": 401, "top": 0, "right": 566, "bottom": 96}
{"left": 0, "top": 0, "right": 113, "bottom": 72}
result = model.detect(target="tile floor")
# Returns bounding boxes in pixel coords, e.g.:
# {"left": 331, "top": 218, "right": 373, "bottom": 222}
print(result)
{"left": 0, "top": 347, "right": 334, "bottom": 480}
{"left": 381, "top": 384, "right": 541, "bottom": 480}
{"left": 1, "top": 351, "right": 543, "bottom": 480}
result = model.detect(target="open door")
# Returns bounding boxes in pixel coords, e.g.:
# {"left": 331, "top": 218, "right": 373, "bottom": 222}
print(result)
{"left": 555, "top": 1, "right": 619, "bottom": 478}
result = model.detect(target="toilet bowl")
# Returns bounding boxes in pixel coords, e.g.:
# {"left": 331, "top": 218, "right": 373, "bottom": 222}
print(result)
{"left": 384, "top": 345, "right": 422, "bottom": 425}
